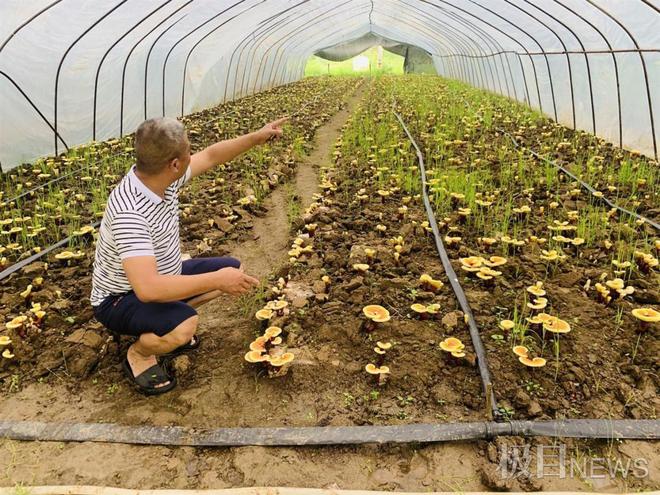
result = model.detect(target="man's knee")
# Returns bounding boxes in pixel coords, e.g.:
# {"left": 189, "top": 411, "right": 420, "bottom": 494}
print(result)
{"left": 165, "top": 315, "right": 198, "bottom": 346}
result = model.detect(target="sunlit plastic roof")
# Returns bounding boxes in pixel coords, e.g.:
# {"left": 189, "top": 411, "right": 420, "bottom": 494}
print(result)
{"left": 1, "top": 0, "right": 658, "bottom": 170}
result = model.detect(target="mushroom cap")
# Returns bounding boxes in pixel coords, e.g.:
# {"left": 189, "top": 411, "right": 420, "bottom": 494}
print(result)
{"left": 264, "top": 326, "right": 282, "bottom": 338}
{"left": 606, "top": 278, "right": 625, "bottom": 290}
{"left": 353, "top": 263, "right": 370, "bottom": 272}
{"left": 543, "top": 318, "right": 571, "bottom": 334}
{"left": 54, "top": 251, "right": 74, "bottom": 260}
{"left": 519, "top": 356, "right": 547, "bottom": 367}
{"left": 499, "top": 320, "right": 515, "bottom": 330}
{"left": 527, "top": 298, "right": 548, "bottom": 310}
{"left": 512, "top": 345, "right": 529, "bottom": 358}
{"left": 365, "top": 363, "right": 390, "bottom": 374}
{"left": 451, "top": 351, "right": 466, "bottom": 358}
{"left": 376, "top": 341, "right": 392, "bottom": 350}
{"left": 270, "top": 352, "right": 295, "bottom": 367}
{"left": 485, "top": 256, "right": 507, "bottom": 267}
{"left": 526, "top": 283, "right": 546, "bottom": 297}
{"left": 2, "top": 349, "right": 14, "bottom": 359}
{"left": 479, "top": 267, "right": 502, "bottom": 277}
{"left": 244, "top": 350, "right": 269, "bottom": 363}
{"left": 0, "top": 336, "right": 12, "bottom": 346}
{"left": 419, "top": 273, "right": 433, "bottom": 283}
{"left": 440, "top": 337, "right": 464, "bottom": 352}
{"left": 266, "top": 300, "right": 288, "bottom": 311}
{"left": 5, "top": 315, "right": 27, "bottom": 329}
{"left": 631, "top": 308, "right": 660, "bottom": 323}
{"left": 410, "top": 303, "right": 427, "bottom": 314}
{"left": 363, "top": 305, "right": 390, "bottom": 323}
{"left": 249, "top": 337, "right": 268, "bottom": 352}
{"left": 374, "top": 347, "right": 386, "bottom": 355}
{"left": 255, "top": 308, "right": 273, "bottom": 320}
{"left": 460, "top": 256, "right": 484, "bottom": 269}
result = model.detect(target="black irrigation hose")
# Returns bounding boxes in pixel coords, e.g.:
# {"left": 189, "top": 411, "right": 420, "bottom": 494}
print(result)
{"left": 496, "top": 130, "right": 660, "bottom": 231}
{"left": 0, "top": 221, "right": 101, "bottom": 282}
{"left": 0, "top": 419, "right": 656, "bottom": 447}
{"left": 392, "top": 110, "right": 501, "bottom": 422}
{"left": 4, "top": 151, "right": 133, "bottom": 205}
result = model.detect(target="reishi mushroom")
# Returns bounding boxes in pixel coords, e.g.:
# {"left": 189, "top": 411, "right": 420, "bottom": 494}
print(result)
{"left": 631, "top": 308, "right": 660, "bottom": 331}
{"left": 365, "top": 363, "right": 390, "bottom": 386}
{"left": 362, "top": 305, "right": 391, "bottom": 332}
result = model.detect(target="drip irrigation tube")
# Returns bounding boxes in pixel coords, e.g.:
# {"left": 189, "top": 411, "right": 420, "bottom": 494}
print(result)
{"left": 0, "top": 419, "right": 657, "bottom": 446}
{"left": 0, "top": 221, "right": 101, "bottom": 282}
{"left": 4, "top": 151, "right": 132, "bottom": 205}
{"left": 392, "top": 110, "right": 500, "bottom": 421}
{"left": 496, "top": 130, "right": 660, "bottom": 231}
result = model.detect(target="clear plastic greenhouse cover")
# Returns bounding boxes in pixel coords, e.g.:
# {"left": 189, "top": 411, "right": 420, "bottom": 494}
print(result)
{"left": 1, "top": 0, "right": 658, "bottom": 171}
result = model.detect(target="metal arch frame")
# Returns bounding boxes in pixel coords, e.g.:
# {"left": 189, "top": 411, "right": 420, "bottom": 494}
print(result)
{"left": 429, "top": 2, "right": 521, "bottom": 100}
{"left": 424, "top": 0, "right": 537, "bottom": 113}
{"left": 388, "top": 1, "right": 507, "bottom": 96}
{"left": 385, "top": 1, "right": 495, "bottom": 93}
{"left": 92, "top": 0, "right": 172, "bottom": 140}
{"left": 552, "top": 0, "right": 621, "bottom": 149}
{"left": 143, "top": 7, "right": 194, "bottom": 124}
{"left": 521, "top": 0, "right": 596, "bottom": 134}
{"left": 54, "top": 0, "right": 128, "bottom": 156}
{"left": 119, "top": 4, "right": 193, "bottom": 136}
{"left": 430, "top": 4, "right": 511, "bottom": 98}
{"left": 248, "top": 1, "right": 373, "bottom": 95}
{"left": 501, "top": 0, "right": 576, "bottom": 130}
{"left": 160, "top": 0, "right": 251, "bottom": 118}
{"left": 179, "top": 1, "right": 266, "bottom": 117}
{"left": 366, "top": 8, "right": 480, "bottom": 84}
{"left": 222, "top": 0, "right": 313, "bottom": 102}
{"left": 267, "top": 2, "right": 479, "bottom": 88}
{"left": 0, "top": 0, "right": 64, "bottom": 53}
{"left": 584, "top": 0, "right": 657, "bottom": 160}
{"left": 266, "top": 1, "right": 512, "bottom": 95}
{"left": 346, "top": 2, "right": 489, "bottom": 89}
{"left": 465, "top": 0, "right": 558, "bottom": 122}
{"left": 0, "top": 71, "right": 69, "bottom": 173}
{"left": 264, "top": 6, "right": 469, "bottom": 93}
{"left": 239, "top": 0, "right": 366, "bottom": 97}
{"left": 248, "top": 2, "right": 369, "bottom": 95}
{"left": 0, "top": 0, "right": 66, "bottom": 171}
{"left": 278, "top": 16, "right": 375, "bottom": 86}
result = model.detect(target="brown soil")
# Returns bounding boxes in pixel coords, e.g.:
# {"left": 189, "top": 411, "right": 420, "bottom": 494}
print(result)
{"left": 0, "top": 80, "right": 657, "bottom": 492}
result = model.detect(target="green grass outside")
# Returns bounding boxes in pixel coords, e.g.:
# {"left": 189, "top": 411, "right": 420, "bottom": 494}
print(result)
{"left": 304, "top": 46, "right": 404, "bottom": 77}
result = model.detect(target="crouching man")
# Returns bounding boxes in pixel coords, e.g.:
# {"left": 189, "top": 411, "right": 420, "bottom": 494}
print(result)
{"left": 90, "top": 116, "right": 287, "bottom": 395}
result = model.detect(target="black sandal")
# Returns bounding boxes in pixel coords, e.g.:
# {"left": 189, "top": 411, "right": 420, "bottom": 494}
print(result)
{"left": 122, "top": 358, "right": 177, "bottom": 396}
{"left": 161, "top": 335, "right": 201, "bottom": 359}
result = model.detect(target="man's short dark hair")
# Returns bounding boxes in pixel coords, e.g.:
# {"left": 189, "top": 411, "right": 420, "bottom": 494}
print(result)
{"left": 134, "top": 117, "right": 187, "bottom": 174}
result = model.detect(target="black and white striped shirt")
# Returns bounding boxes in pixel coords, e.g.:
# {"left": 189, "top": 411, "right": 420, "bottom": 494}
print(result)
{"left": 90, "top": 165, "right": 191, "bottom": 306}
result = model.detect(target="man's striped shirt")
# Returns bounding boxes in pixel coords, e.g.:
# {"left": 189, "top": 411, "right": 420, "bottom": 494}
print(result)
{"left": 90, "top": 165, "right": 191, "bottom": 306}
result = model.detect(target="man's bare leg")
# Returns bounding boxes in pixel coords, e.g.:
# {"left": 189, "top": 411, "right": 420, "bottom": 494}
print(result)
{"left": 126, "top": 315, "right": 198, "bottom": 387}
{"left": 186, "top": 289, "right": 222, "bottom": 308}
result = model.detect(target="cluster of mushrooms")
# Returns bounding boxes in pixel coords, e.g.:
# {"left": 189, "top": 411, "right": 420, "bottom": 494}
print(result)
{"left": 244, "top": 326, "right": 294, "bottom": 377}
{"left": 498, "top": 281, "right": 572, "bottom": 369}
{"left": 361, "top": 305, "right": 393, "bottom": 385}
{"left": 459, "top": 255, "right": 507, "bottom": 283}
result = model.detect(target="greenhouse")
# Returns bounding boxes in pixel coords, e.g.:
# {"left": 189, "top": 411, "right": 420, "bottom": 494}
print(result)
{"left": 0, "top": 0, "right": 658, "bottom": 492}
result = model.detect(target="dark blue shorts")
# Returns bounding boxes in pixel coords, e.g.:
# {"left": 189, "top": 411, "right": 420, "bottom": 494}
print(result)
{"left": 93, "top": 256, "right": 240, "bottom": 337}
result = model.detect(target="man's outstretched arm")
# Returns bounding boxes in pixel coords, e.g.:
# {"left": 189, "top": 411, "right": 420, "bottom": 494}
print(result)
{"left": 189, "top": 117, "right": 288, "bottom": 179}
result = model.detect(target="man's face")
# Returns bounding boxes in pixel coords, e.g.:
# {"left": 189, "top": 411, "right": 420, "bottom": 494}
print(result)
{"left": 171, "top": 135, "right": 191, "bottom": 180}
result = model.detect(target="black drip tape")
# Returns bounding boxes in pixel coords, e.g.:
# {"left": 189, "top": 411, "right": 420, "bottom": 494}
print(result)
{"left": 0, "top": 220, "right": 101, "bottom": 282}
{"left": 496, "top": 130, "right": 660, "bottom": 231}
{"left": 0, "top": 419, "right": 657, "bottom": 447}
{"left": 392, "top": 110, "right": 501, "bottom": 421}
